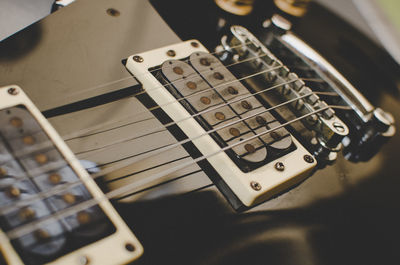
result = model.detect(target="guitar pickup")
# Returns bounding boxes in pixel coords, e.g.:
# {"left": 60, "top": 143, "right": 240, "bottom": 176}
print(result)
{"left": 126, "top": 40, "right": 317, "bottom": 210}
{"left": 0, "top": 86, "right": 143, "bottom": 265}
{"left": 160, "top": 51, "right": 295, "bottom": 169}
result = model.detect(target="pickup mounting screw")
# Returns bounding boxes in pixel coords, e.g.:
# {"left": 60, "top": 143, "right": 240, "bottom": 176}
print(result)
{"left": 133, "top": 56, "right": 143, "bottom": 63}
{"left": 78, "top": 256, "right": 89, "bottom": 265}
{"left": 275, "top": 162, "right": 285, "bottom": 171}
{"left": 191, "top": 41, "right": 199, "bottom": 47}
{"left": 167, "top": 50, "right": 176, "bottom": 57}
{"left": 8, "top": 87, "right": 19, "bottom": 95}
{"left": 106, "top": 8, "right": 120, "bottom": 17}
{"left": 304, "top": 155, "right": 314, "bottom": 163}
{"left": 125, "top": 242, "right": 135, "bottom": 252}
{"left": 250, "top": 181, "right": 262, "bottom": 191}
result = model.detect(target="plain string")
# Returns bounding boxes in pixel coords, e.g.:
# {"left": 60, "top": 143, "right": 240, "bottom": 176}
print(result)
{"left": 0, "top": 89, "right": 335, "bottom": 214}
{"left": 63, "top": 62, "right": 285, "bottom": 142}
{"left": 3, "top": 104, "right": 352, "bottom": 241}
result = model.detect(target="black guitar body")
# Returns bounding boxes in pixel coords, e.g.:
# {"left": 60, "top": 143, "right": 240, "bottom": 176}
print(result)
{"left": 1, "top": 1, "right": 400, "bottom": 264}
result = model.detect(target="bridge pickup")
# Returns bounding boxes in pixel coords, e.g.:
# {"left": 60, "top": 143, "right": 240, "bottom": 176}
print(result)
{"left": 159, "top": 52, "right": 295, "bottom": 170}
{"left": 126, "top": 40, "right": 317, "bottom": 209}
{"left": 0, "top": 86, "right": 143, "bottom": 265}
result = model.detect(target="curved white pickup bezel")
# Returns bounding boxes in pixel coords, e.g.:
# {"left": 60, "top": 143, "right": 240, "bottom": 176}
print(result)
{"left": 0, "top": 86, "right": 143, "bottom": 265}
{"left": 126, "top": 40, "right": 317, "bottom": 207}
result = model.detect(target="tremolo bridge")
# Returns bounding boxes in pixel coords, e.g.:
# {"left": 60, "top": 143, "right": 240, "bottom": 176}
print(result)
{"left": 126, "top": 25, "right": 394, "bottom": 210}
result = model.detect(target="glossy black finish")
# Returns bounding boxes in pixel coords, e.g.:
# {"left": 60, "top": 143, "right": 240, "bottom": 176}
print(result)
{"left": 1, "top": 0, "right": 400, "bottom": 264}
{"left": 127, "top": 1, "right": 400, "bottom": 264}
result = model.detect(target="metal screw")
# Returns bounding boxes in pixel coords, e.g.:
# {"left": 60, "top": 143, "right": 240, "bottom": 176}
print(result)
{"left": 132, "top": 55, "right": 144, "bottom": 63}
{"left": 274, "top": 162, "right": 285, "bottom": 171}
{"left": 8, "top": 87, "right": 19, "bottom": 95}
{"left": 333, "top": 122, "right": 345, "bottom": 133}
{"left": 303, "top": 154, "right": 314, "bottom": 163}
{"left": 106, "top": 8, "right": 120, "bottom": 17}
{"left": 250, "top": 181, "right": 262, "bottom": 191}
{"left": 191, "top": 41, "right": 199, "bottom": 48}
{"left": 167, "top": 50, "right": 176, "bottom": 57}
{"left": 125, "top": 242, "right": 135, "bottom": 252}
{"left": 78, "top": 256, "right": 89, "bottom": 265}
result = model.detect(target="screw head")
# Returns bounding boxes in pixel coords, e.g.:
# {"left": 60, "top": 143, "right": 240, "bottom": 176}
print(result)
{"left": 191, "top": 41, "right": 199, "bottom": 48}
{"left": 304, "top": 154, "right": 314, "bottom": 163}
{"left": 332, "top": 122, "right": 345, "bottom": 133}
{"left": 78, "top": 256, "right": 89, "bottom": 265}
{"left": 274, "top": 162, "right": 285, "bottom": 171}
{"left": 125, "top": 242, "right": 135, "bottom": 252}
{"left": 132, "top": 55, "right": 144, "bottom": 63}
{"left": 166, "top": 50, "right": 176, "bottom": 57}
{"left": 250, "top": 181, "right": 262, "bottom": 191}
{"left": 8, "top": 87, "right": 19, "bottom": 95}
{"left": 106, "top": 8, "right": 120, "bottom": 17}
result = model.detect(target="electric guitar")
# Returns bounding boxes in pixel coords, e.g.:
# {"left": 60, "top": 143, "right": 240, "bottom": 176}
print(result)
{"left": 0, "top": 0, "right": 399, "bottom": 264}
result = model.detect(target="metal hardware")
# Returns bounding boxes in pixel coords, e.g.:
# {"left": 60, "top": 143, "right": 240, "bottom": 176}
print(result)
{"left": 274, "top": 162, "right": 285, "bottom": 171}
{"left": 167, "top": 50, "right": 176, "bottom": 57}
{"left": 250, "top": 181, "right": 262, "bottom": 191}
{"left": 133, "top": 56, "right": 144, "bottom": 63}
{"left": 7, "top": 87, "right": 19, "bottom": 95}
{"left": 333, "top": 122, "right": 346, "bottom": 133}
{"left": 106, "top": 8, "right": 121, "bottom": 17}
{"left": 303, "top": 155, "right": 314, "bottom": 163}
{"left": 79, "top": 255, "right": 89, "bottom": 265}
{"left": 224, "top": 25, "right": 349, "bottom": 163}
{"left": 271, "top": 28, "right": 395, "bottom": 161}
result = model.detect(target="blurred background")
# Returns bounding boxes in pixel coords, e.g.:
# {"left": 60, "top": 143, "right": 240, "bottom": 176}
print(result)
{"left": 1, "top": 0, "right": 400, "bottom": 63}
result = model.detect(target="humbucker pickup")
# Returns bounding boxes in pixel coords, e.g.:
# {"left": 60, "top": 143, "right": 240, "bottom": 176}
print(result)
{"left": 160, "top": 51, "right": 295, "bottom": 171}
{"left": 126, "top": 40, "right": 320, "bottom": 209}
{"left": 0, "top": 86, "right": 143, "bottom": 264}
{"left": 125, "top": 24, "right": 394, "bottom": 210}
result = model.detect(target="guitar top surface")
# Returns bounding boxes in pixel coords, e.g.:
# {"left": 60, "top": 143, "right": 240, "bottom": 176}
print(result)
{"left": 1, "top": 0, "right": 400, "bottom": 264}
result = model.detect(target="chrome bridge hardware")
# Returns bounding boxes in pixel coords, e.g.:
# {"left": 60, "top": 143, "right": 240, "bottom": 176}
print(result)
{"left": 0, "top": 86, "right": 143, "bottom": 265}
{"left": 220, "top": 25, "right": 350, "bottom": 165}
{"left": 126, "top": 40, "right": 317, "bottom": 209}
{"left": 260, "top": 15, "right": 396, "bottom": 162}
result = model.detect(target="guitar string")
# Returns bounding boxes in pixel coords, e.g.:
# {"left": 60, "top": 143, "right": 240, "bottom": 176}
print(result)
{"left": 0, "top": 91, "right": 337, "bottom": 214}
{"left": 112, "top": 169, "right": 204, "bottom": 201}
{"left": 73, "top": 82, "right": 335, "bottom": 157}
{"left": 52, "top": 41, "right": 256, "bottom": 106}
{"left": 61, "top": 63, "right": 327, "bottom": 143}
{"left": 3, "top": 105, "right": 352, "bottom": 240}
{"left": 62, "top": 62, "right": 284, "bottom": 142}
{"left": 73, "top": 72, "right": 332, "bottom": 165}
{"left": 72, "top": 78, "right": 298, "bottom": 156}
{"left": 81, "top": 86, "right": 338, "bottom": 173}
{"left": 60, "top": 52, "right": 274, "bottom": 141}
{"left": 95, "top": 91, "right": 338, "bottom": 183}
{"left": 60, "top": 55, "right": 326, "bottom": 142}
{"left": 2, "top": 44, "right": 338, "bottom": 236}
{"left": 62, "top": 75, "right": 325, "bottom": 143}
{"left": 1, "top": 59, "right": 334, "bottom": 211}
